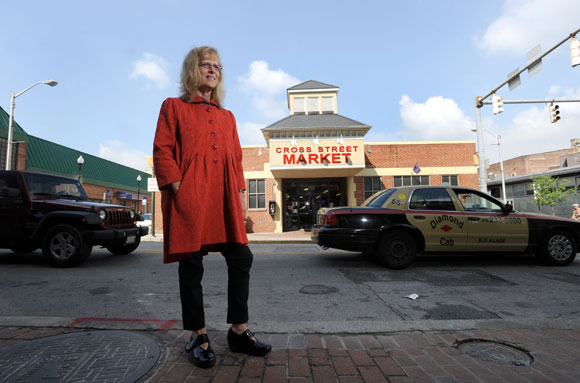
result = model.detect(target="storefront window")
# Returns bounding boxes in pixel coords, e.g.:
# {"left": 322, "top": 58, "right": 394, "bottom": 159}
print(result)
{"left": 394, "top": 175, "right": 429, "bottom": 187}
{"left": 441, "top": 175, "right": 458, "bottom": 186}
{"left": 363, "top": 176, "right": 383, "bottom": 200}
{"left": 512, "top": 183, "right": 526, "bottom": 197}
{"left": 526, "top": 182, "right": 535, "bottom": 196}
{"left": 248, "top": 179, "right": 265, "bottom": 209}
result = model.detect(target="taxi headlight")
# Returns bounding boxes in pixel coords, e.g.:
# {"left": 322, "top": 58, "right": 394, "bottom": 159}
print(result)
{"left": 99, "top": 210, "right": 106, "bottom": 220}
{"left": 130, "top": 211, "right": 135, "bottom": 219}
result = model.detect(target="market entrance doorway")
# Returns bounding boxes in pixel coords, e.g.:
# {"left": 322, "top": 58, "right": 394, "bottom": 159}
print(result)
{"left": 282, "top": 179, "right": 346, "bottom": 232}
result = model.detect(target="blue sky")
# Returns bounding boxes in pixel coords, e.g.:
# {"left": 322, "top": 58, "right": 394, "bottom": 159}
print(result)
{"left": 1, "top": 0, "right": 579, "bottom": 170}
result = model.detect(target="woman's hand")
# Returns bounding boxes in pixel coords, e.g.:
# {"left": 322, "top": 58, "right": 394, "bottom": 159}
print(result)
{"left": 240, "top": 190, "right": 247, "bottom": 220}
{"left": 171, "top": 181, "right": 181, "bottom": 194}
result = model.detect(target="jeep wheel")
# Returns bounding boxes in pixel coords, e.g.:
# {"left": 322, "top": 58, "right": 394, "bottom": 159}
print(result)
{"left": 106, "top": 236, "right": 141, "bottom": 255}
{"left": 376, "top": 231, "right": 416, "bottom": 269}
{"left": 537, "top": 229, "right": 577, "bottom": 266}
{"left": 10, "top": 244, "right": 38, "bottom": 254}
{"left": 42, "top": 224, "right": 92, "bottom": 267}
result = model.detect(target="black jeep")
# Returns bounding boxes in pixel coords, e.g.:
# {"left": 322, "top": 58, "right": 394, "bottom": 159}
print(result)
{"left": 0, "top": 170, "right": 149, "bottom": 267}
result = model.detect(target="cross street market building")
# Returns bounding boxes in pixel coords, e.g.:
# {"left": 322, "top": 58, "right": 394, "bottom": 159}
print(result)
{"left": 239, "top": 80, "right": 478, "bottom": 233}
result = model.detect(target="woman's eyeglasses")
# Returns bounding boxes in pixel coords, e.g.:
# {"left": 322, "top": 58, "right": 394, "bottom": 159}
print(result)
{"left": 200, "top": 63, "right": 222, "bottom": 72}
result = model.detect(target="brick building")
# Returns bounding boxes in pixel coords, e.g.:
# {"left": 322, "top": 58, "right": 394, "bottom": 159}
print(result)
{"left": 238, "top": 81, "right": 478, "bottom": 233}
{"left": 487, "top": 139, "right": 580, "bottom": 181}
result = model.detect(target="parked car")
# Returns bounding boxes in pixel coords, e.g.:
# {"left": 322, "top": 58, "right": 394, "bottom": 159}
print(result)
{"left": 311, "top": 185, "right": 580, "bottom": 269}
{"left": 0, "top": 171, "right": 148, "bottom": 267}
{"left": 139, "top": 213, "right": 152, "bottom": 229}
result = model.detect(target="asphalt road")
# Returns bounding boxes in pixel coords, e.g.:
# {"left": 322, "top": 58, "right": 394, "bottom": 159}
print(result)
{"left": 1, "top": 243, "right": 579, "bottom": 333}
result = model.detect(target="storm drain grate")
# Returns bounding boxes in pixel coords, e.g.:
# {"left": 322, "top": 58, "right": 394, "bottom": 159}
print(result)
{"left": 455, "top": 338, "right": 533, "bottom": 366}
{"left": 0, "top": 330, "right": 164, "bottom": 383}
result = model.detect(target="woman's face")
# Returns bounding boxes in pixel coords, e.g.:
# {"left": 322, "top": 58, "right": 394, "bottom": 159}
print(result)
{"left": 199, "top": 55, "right": 221, "bottom": 91}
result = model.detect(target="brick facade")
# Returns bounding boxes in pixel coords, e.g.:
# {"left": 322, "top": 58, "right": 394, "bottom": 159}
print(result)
{"left": 240, "top": 141, "right": 477, "bottom": 233}
{"left": 244, "top": 177, "right": 277, "bottom": 233}
{"left": 365, "top": 143, "right": 475, "bottom": 168}
{"left": 487, "top": 147, "right": 580, "bottom": 180}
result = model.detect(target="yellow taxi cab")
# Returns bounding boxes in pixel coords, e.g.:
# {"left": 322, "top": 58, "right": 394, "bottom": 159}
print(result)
{"left": 311, "top": 186, "right": 580, "bottom": 269}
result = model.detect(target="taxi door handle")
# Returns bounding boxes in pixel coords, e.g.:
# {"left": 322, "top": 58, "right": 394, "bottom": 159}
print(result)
{"left": 413, "top": 215, "right": 426, "bottom": 220}
{"left": 468, "top": 217, "right": 480, "bottom": 221}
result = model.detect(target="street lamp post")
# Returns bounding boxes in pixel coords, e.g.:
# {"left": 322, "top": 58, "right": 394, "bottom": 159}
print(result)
{"left": 483, "top": 130, "right": 507, "bottom": 204}
{"left": 77, "top": 155, "right": 84, "bottom": 181}
{"left": 137, "top": 175, "right": 142, "bottom": 213}
{"left": 5, "top": 80, "right": 58, "bottom": 171}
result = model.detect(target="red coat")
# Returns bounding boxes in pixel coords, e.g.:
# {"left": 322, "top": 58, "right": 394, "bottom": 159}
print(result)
{"left": 153, "top": 96, "right": 247, "bottom": 263}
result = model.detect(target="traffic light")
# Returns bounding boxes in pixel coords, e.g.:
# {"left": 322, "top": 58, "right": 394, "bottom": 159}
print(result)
{"left": 571, "top": 36, "right": 580, "bottom": 67}
{"left": 550, "top": 103, "right": 560, "bottom": 123}
{"left": 492, "top": 93, "right": 503, "bottom": 114}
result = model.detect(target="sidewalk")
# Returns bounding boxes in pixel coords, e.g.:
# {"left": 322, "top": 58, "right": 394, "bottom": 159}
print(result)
{"left": 1, "top": 318, "right": 579, "bottom": 382}
{"left": 141, "top": 229, "right": 314, "bottom": 244}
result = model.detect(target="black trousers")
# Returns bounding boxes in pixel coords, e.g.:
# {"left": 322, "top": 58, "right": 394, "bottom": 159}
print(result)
{"left": 178, "top": 244, "right": 253, "bottom": 331}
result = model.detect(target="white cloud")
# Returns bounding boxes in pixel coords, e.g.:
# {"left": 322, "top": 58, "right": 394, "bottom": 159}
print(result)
{"left": 398, "top": 94, "right": 474, "bottom": 140}
{"left": 397, "top": 88, "right": 580, "bottom": 165}
{"left": 239, "top": 60, "right": 300, "bottom": 119}
{"left": 237, "top": 121, "right": 266, "bottom": 145}
{"left": 99, "top": 141, "right": 150, "bottom": 171}
{"left": 130, "top": 52, "right": 170, "bottom": 88}
{"left": 484, "top": 87, "right": 580, "bottom": 163}
{"left": 475, "top": 0, "right": 579, "bottom": 57}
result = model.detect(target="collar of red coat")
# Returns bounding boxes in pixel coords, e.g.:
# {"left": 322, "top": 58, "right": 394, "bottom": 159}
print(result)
{"left": 190, "top": 95, "right": 219, "bottom": 107}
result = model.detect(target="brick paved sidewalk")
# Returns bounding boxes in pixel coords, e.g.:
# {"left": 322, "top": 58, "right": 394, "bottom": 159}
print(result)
{"left": 1, "top": 325, "right": 580, "bottom": 382}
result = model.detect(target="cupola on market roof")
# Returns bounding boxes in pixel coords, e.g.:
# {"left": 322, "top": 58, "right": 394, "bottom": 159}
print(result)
{"left": 261, "top": 80, "right": 370, "bottom": 144}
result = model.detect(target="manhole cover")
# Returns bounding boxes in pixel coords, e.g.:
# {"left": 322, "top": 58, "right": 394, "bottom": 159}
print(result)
{"left": 455, "top": 338, "right": 533, "bottom": 366}
{"left": 0, "top": 330, "right": 164, "bottom": 383}
{"left": 300, "top": 285, "right": 339, "bottom": 294}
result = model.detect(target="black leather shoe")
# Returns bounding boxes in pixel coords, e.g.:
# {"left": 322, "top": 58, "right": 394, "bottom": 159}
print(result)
{"left": 185, "top": 333, "right": 216, "bottom": 368}
{"left": 227, "top": 328, "right": 271, "bottom": 356}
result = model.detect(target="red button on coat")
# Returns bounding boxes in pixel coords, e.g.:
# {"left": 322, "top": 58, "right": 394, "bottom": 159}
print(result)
{"left": 211, "top": 131, "right": 216, "bottom": 136}
{"left": 212, "top": 144, "right": 218, "bottom": 150}
{"left": 213, "top": 158, "right": 219, "bottom": 163}
{"left": 206, "top": 107, "right": 211, "bottom": 112}
{"left": 209, "top": 119, "right": 214, "bottom": 124}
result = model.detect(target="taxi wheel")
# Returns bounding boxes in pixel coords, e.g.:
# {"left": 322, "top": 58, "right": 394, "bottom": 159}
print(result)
{"left": 376, "top": 231, "right": 417, "bottom": 269}
{"left": 538, "top": 230, "right": 577, "bottom": 266}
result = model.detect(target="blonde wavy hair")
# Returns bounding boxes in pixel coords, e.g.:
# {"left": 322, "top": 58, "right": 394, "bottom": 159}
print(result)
{"left": 180, "top": 46, "right": 225, "bottom": 108}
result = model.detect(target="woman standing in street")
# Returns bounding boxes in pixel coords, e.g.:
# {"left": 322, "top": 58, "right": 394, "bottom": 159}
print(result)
{"left": 153, "top": 46, "right": 271, "bottom": 369}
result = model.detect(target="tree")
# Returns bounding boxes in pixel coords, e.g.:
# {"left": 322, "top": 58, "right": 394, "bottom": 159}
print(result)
{"left": 531, "top": 175, "right": 575, "bottom": 215}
